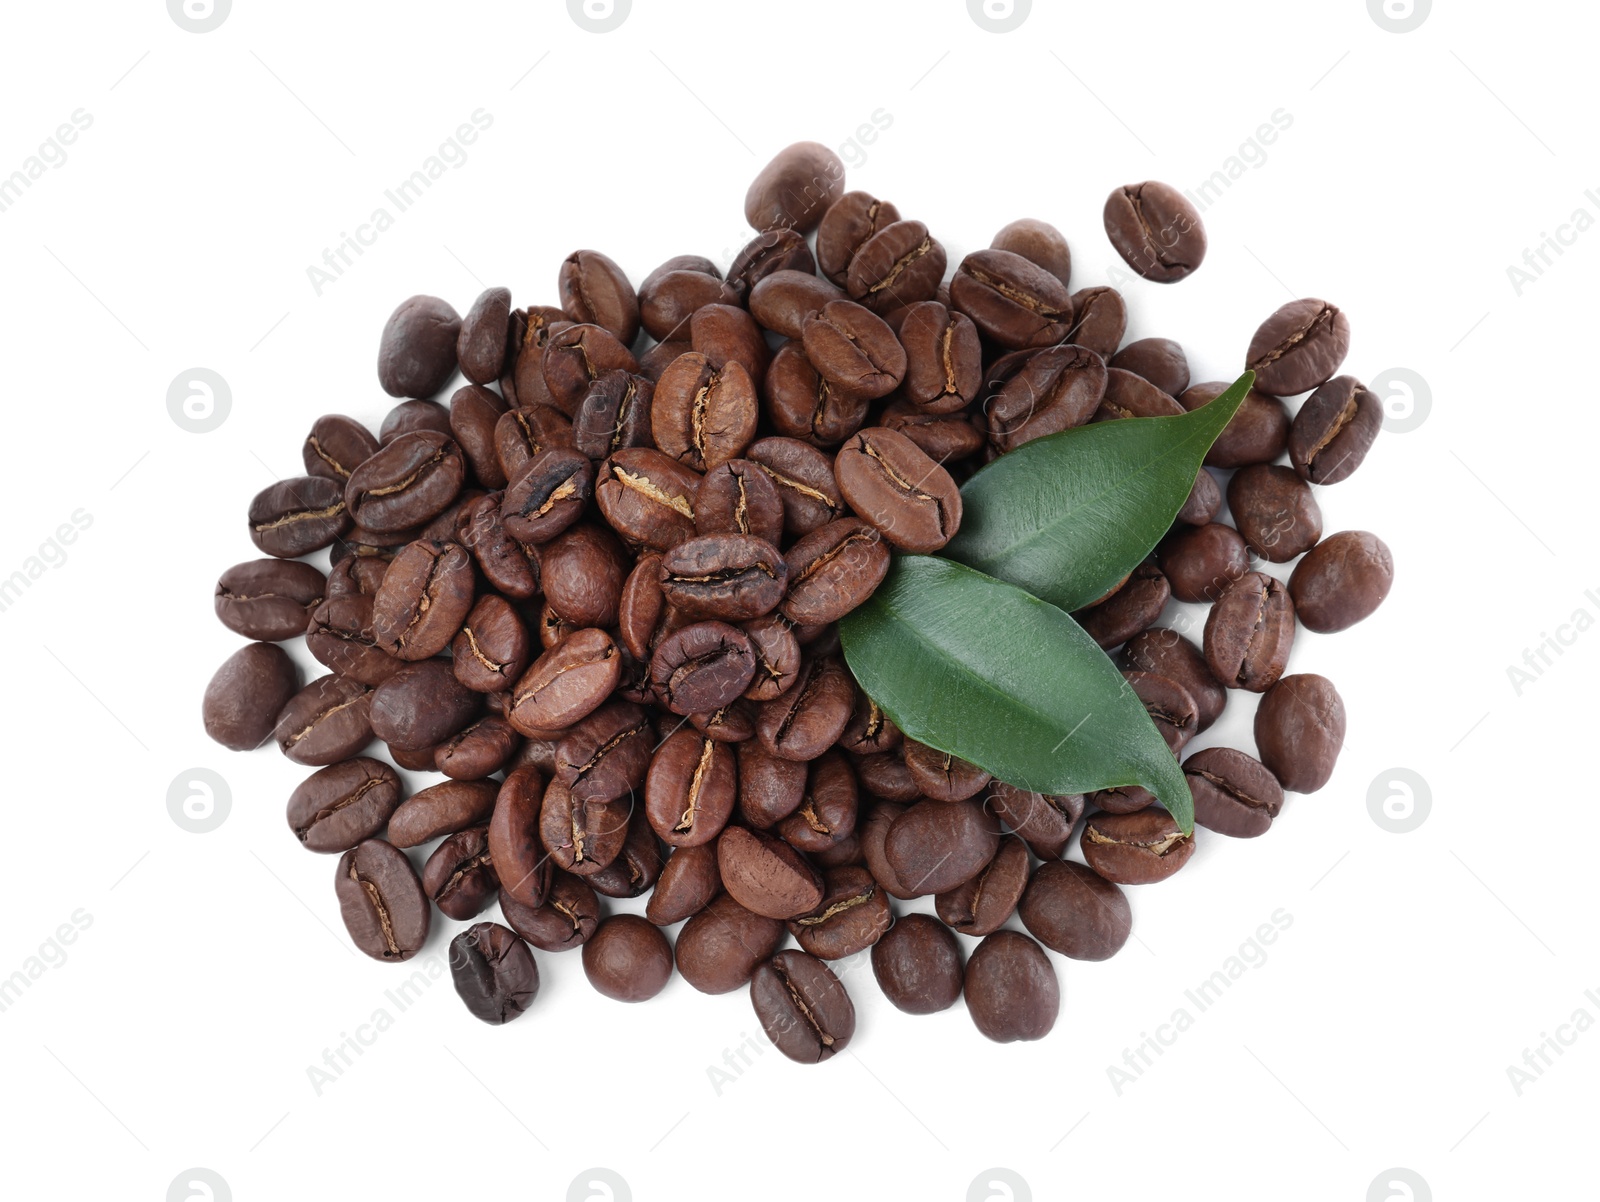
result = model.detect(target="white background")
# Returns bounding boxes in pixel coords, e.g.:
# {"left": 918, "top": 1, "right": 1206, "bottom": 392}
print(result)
{"left": 0, "top": 1, "right": 1590, "bottom": 1199}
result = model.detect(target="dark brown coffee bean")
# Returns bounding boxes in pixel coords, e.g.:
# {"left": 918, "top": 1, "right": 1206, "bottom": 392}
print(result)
{"left": 1184, "top": 747, "right": 1285, "bottom": 838}
{"left": 368, "top": 657, "right": 479, "bottom": 752}
{"left": 1289, "top": 530, "right": 1393, "bottom": 633}
{"left": 1204, "top": 572, "right": 1296, "bottom": 692}
{"left": 507, "top": 306, "right": 569, "bottom": 407}
{"left": 370, "top": 539, "right": 474, "bottom": 661}
{"left": 336, "top": 839, "right": 429, "bottom": 960}
{"left": 640, "top": 267, "right": 742, "bottom": 343}
{"left": 1255, "top": 673, "right": 1345, "bottom": 793}
{"left": 839, "top": 694, "right": 901, "bottom": 757}
{"left": 693, "top": 460, "right": 785, "bottom": 549}
{"left": 540, "top": 523, "right": 629, "bottom": 629}
{"left": 1065, "top": 286, "right": 1128, "bottom": 358}
{"left": 581, "top": 914, "right": 672, "bottom": 1002}
{"left": 737, "top": 741, "right": 807, "bottom": 829}
{"left": 495, "top": 404, "right": 574, "bottom": 483}
{"left": 745, "top": 437, "right": 845, "bottom": 536}
{"left": 1074, "top": 562, "right": 1170, "bottom": 650}
{"left": 764, "top": 340, "right": 870, "bottom": 448}
{"left": 202, "top": 643, "right": 299, "bottom": 751}
{"left": 658, "top": 534, "right": 787, "bottom": 622}
{"left": 595, "top": 447, "right": 701, "bottom": 550}
{"left": 902, "top": 741, "right": 991, "bottom": 802}
{"left": 274, "top": 674, "right": 373, "bottom": 766}
{"left": 1158, "top": 522, "right": 1250, "bottom": 604}
{"left": 817, "top": 191, "right": 901, "bottom": 284}
{"left": 1081, "top": 807, "right": 1196, "bottom": 885}
{"left": 1289, "top": 375, "right": 1382, "bottom": 484}
{"left": 559, "top": 249, "right": 639, "bottom": 347}
{"left": 950, "top": 248, "right": 1073, "bottom": 349}
{"left": 435, "top": 715, "right": 520, "bottom": 780}
{"left": 935, "top": 835, "right": 1028, "bottom": 938}
{"left": 780, "top": 519, "right": 889, "bottom": 627}
{"left": 1094, "top": 367, "right": 1185, "bottom": 423}
{"left": 802, "top": 301, "right": 906, "bottom": 401}
{"left": 898, "top": 301, "right": 981, "bottom": 414}
{"left": 881, "top": 400, "right": 988, "bottom": 464}
{"left": 215, "top": 559, "right": 325, "bottom": 642}
{"left": 1121, "top": 629, "right": 1228, "bottom": 732}
{"left": 450, "top": 921, "right": 538, "bottom": 1024}
{"left": 1018, "top": 860, "right": 1131, "bottom": 960}
{"left": 452, "top": 594, "right": 532, "bottom": 694}
{"left": 422, "top": 825, "right": 498, "bottom": 920}
{"left": 303, "top": 415, "right": 380, "bottom": 483}
{"left": 325, "top": 553, "right": 390, "bottom": 599}
{"left": 749, "top": 270, "right": 845, "bottom": 338}
{"left": 650, "top": 621, "right": 756, "bottom": 715}
{"left": 1180, "top": 381, "right": 1290, "bottom": 469}
{"left": 457, "top": 493, "right": 540, "bottom": 601}
{"left": 570, "top": 370, "right": 652, "bottom": 462}
{"left": 755, "top": 654, "right": 854, "bottom": 761}
{"left": 717, "top": 825, "right": 824, "bottom": 919}
{"left": 777, "top": 751, "right": 858, "bottom": 854}
{"left": 990, "top": 217, "right": 1072, "bottom": 286}
{"left": 589, "top": 806, "right": 666, "bottom": 898}
{"left": 750, "top": 949, "right": 854, "bottom": 1063}
{"left": 379, "top": 398, "right": 453, "bottom": 445}
{"left": 508, "top": 628, "right": 620, "bottom": 734}
{"left": 884, "top": 799, "right": 999, "bottom": 895}
{"left": 1111, "top": 336, "right": 1190, "bottom": 397}
{"left": 499, "top": 447, "right": 593, "bottom": 547}
{"left": 965, "top": 930, "right": 1058, "bottom": 1043}
{"left": 745, "top": 141, "right": 844, "bottom": 233}
{"left": 1123, "top": 669, "right": 1200, "bottom": 752}
{"left": 845, "top": 219, "right": 946, "bottom": 314}
{"left": 248, "top": 476, "right": 350, "bottom": 559}
{"left": 858, "top": 801, "right": 917, "bottom": 898}
{"left": 344, "top": 431, "right": 465, "bottom": 535}
{"left": 539, "top": 776, "right": 628, "bottom": 876}
{"left": 543, "top": 323, "right": 639, "bottom": 416}
{"left": 389, "top": 742, "right": 445, "bottom": 772}
{"left": 555, "top": 702, "right": 652, "bottom": 806}
{"left": 1228, "top": 464, "right": 1322, "bottom": 562}
{"left": 287, "top": 758, "right": 401, "bottom": 853}
{"left": 488, "top": 765, "right": 550, "bottom": 908}
{"left": 448, "top": 384, "right": 510, "bottom": 488}
{"left": 378, "top": 294, "right": 460, "bottom": 399}
{"left": 727, "top": 226, "right": 815, "bottom": 293}
{"left": 872, "top": 914, "right": 964, "bottom": 1019}
{"left": 985, "top": 782, "right": 1084, "bottom": 859}
{"left": 390, "top": 777, "right": 498, "bottom": 854}
{"left": 1246, "top": 297, "right": 1351, "bottom": 397}
{"left": 835, "top": 427, "right": 962, "bottom": 553}
{"left": 986, "top": 344, "right": 1107, "bottom": 452}
{"left": 500, "top": 872, "right": 600, "bottom": 952}
{"left": 301, "top": 595, "right": 398, "bottom": 686}
{"left": 644, "top": 842, "right": 721, "bottom": 925}
{"left": 1088, "top": 785, "right": 1156, "bottom": 815}
{"left": 643, "top": 728, "right": 736, "bottom": 848}
{"left": 690, "top": 303, "right": 770, "bottom": 381}
{"left": 1103, "top": 181, "right": 1206, "bottom": 282}
{"left": 856, "top": 754, "right": 922, "bottom": 806}
{"left": 456, "top": 286, "right": 513, "bottom": 385}
{"left": 675, "top": 893, "right": 784, "bottom": 994}
{"left": 786, "top": 866, "right": 889, "bottom": 960}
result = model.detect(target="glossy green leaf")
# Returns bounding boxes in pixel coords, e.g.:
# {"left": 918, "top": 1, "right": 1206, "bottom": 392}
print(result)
{"left": 945, "top": 371, "right": 1255, "bottom": 613}
{"left": 839, "top": 556, "right": 1192, "bottom": 831}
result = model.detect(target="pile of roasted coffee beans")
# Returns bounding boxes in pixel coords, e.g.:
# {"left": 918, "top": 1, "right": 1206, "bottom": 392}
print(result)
{"left": 203, "top": 140, "right": 1393, "bottom": 1057}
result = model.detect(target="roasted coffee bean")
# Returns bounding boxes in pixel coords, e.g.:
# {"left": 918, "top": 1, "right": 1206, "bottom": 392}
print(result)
{"left": 450, "top": 921, "right": 538, "bottom": 1024}
{"left": 856, "top": 802, "right": 917, "bottom": 899}
{"left": 508, "top": 305, "right": 570, "bottom": 407}
{"left": 595, "top": 447, "right": 701, "bottom": 550}
{"left": 881, "top": 399, "right": 988, "bottom": 463}
{"left": 935, "top": 835, "right": 1028, "bottom": 937}
{"left": 950, "top": 248, "right": 1074, "bottom": 349}
{"left": 749, "top": 270, "right": 845, "bottom": 338}
{"left": 801, "top": 301, "right": 905, "bottom": 401}
{"left": 641, "top": 267, "right": 742, "bottom": 342}
{"left": 344, "top": 431, "right": 465, "bottom": 535}
{"left": 986, "top": 782, "right": 1084, "bottom": 859}
{"left": 1227, "top": 465, "right": 1322, "bottom": 562}
{"left": 1289, "top": 375, "right": 1382, "bottom": 484}
{"left": 1081, "top": 807, "right": 1196, "bottom": 885}
{"left": 1123, "top": 669, "right": 1200, "bottom": 754}
{"left": 509, "top": 628, "right": 620, "bottom": 734}
{"left": 987, "top": 344, "right": 1107, "bottom": 452}
{"left": 326, "top": 553, "right": 389, "bottom": 598}
{"left": 378, "top": 294, "right": 461, "bottom": 398}
{"left": 872, "top": 915, "right": 965, "bottom": 1019}
{"left": 1158, "top": 522, "right": 1250, "bottom": 604}
{"left": 203, "top": 642, "right": 299, "bottom": 751}
{"left": 856, "top": 754, "right": 922, "bottom": 806}
{"left": 744, "top": 141, "right": 844, "bottom": 233}
{"left": 500, "top": 447, "right": 593, "bottom": 546}
{"left": 1245, "top": 297, "right": 1350, "bottom": 397}
{"left": 456, "top": 286, "right": 514, "bottom": 385}
{"left": 1255, "top": 673, "right": 1345, "bottom": 792}
{"left": 1290, "top": 530, "right": 1393, "bottom": 633}
{"left": 964, "top": 930, "right": 1058, "bottom": 1043}
{"left": 335, "top": 839, "right": 430, "bottom": 961}
{"left": 690, "top": 303, "right": 770, "bottom": 380}
{"left": 727, "top": 226, "right": 816, "bottom": 293}
{"left": 613, "top": 554, "right": 664, "bottom": 664}
{"left": 559, "top": 249, "right": 639, "bottom": 347}
{"left": 448, "top": 384, "right": 511, "bottom": 488}
{"left": 834, "top": 426, "right": 961, "bottom": 553}
{"left": 694, "top": 460, "right": 785, "bottom": 547}
{"left": 746, "top": 437, "right": 845, "bottom": 536}
{"left": 572, "top": 370, "right": 653, "bottom": 461}
{"left": 275, "top": 674, "right": 374, "bottom": 766}
{"left": 750, "top": 949, "right": 855, "bottom": 1063}
{"left": 650, "top": 621, "right": 756, "bottom": 715}
{"left": 452, "top": 594, "right": 533, "bottom": 693}
{"left": 658, "top": 534, "right": 787, "bottom": 621}
{"left": 583, "top": 914, "right": 674, "bottom": 1002}
{"left": 884, "top": 799, "right": 999, "bottom": 895}
{"left": 380, "top": 398, "right": 454, "bottom": 444}
{"left": 846, "top": 219, "right": 946, "bottom": 314}
{"left": 1074, "top": 562, "right": 1170, "bottom": 650}
{"left": 783, "top": 866, "right": 886, "bottom": 961}
{"left": 587, "top": 808, "right": 666, "bottom": 898}
{"left": 539, "top": 776, "right": 628, "bottom": 876}
{"left": 288, "top": 757, "right": 402, "bottom": 853}
{"left": 781, "top": 519, "right": 889, "bottom": 627}
{"left": 368, "top": 657, "right": 479, "bottom": 753}
{"left": 718, "top": 825, "right": 824, "bottom": 919}
{"left": 556, "top": 702, "right": 653, "bottom": 806}
{"left": 902, "top": 741, "right": 991, "bottom": 802}
{"left": 1111, "top": 336, "right": 1190, "bottom": 398}
{"left": 495, "top": 403, "right": 574, "bottom": 483}
{"left": 817, "top": 191, "right": 902, "bottom": 284}
{"left": 991, "top": 217, "right": 1072, "bottom": 286}
{"left": 776, "top": 751, "right": 858, "bottom": 853}
{"left": 1122, "top": 629, "right": 1228, "bottom": 732}
{"left": 389, "top": 743, "right": 444, "bottom": 772}
{"left": 303, "top": 415, "right": 380, "bottom": 483}
{"left": 489, "top": 766, "right": 551, "bottom": 908}
{"left": 737, "top": 741, "right": 807, "bottom": 829}
{"left": 1089, "top": 785, "right": 1156, "bottom": 815}
{"left": 1094, "top": 367, "right": 1185, "bottom": 423}
{"left": 306, "top": 595, "right": 402, "bottom": 686}
{"left": 1180, "top": 381, "right": 1290, "bottom": 468}
{"left": 899, "top": 301, "right": 982, "bottom": 413}
{"left": 764, "top": 340, "right": 870, "bottom": 447}
{"left": 248, "top": 476, "right": 350, "bottom": 558}
{"left": 422, "top": 825, "right": 499, "bottom": 920}
{"left": 755, "top": 654, "right": 854, "bottom": 761}
{"left": 371, "top": 539, "right": 475, "bottom": 660}
{"left": 543, "top": 323, "right": 639, "bottom": 415}
{"left": 215, "top": 559, "right": 326, "bottom": 641}
{"left": 691, "top": 699, "right": 756, "bottom": 744}
{"left": 388, "top": 778, "right": 498, "bottom": 848}
{"left": 501, "top": 872, "right": 600, "bottom": 953}
{"left": 1017, "top": 860, "right": 1131, "bottom": 961}
{"left": 435, "top": 715, "right": 520, "bottom": 780}
{"left": 540, "top": 523, "right": 629, "bottom": 629}
{"left": 675, "top": 893, "right": 787, "bottom": 993}
{"left": 839, "top": 694, "right": 901, "bottom": 757}
{"left": 1184, "top": 747, "right": 1285, "bottom": 838}
{"left": 1103, "top": 181, "right": 1206, "bottom": 282}
{"left": 538, "top": 602, "right": 580, "bottom": 651}
{"left": 1204, "top": 572, "right": 1296, "bottom": 693}
{"left": 645, "top": 842, "right": 722, "bottom": 925}
{"left": 1065, "top": 286, "right": 1128, "bottom": 358}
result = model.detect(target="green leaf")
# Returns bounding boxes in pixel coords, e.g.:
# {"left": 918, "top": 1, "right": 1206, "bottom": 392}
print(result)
{"left": 945, "top": 371, "right": 1255, "bottom": 613}
{"left": 839, "top": 556, "right": 1193, "bottom": 831}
